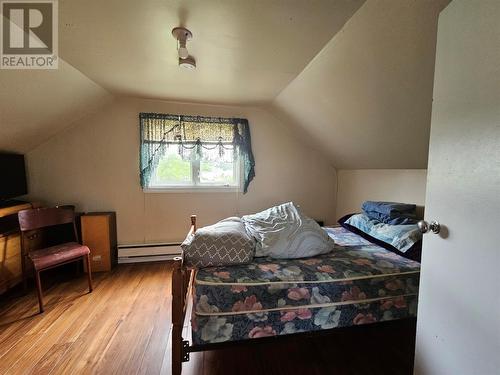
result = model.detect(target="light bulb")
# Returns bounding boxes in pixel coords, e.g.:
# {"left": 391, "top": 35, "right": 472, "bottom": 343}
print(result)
{"left": 178, "top": 46, "right": 189, "bottom": 59}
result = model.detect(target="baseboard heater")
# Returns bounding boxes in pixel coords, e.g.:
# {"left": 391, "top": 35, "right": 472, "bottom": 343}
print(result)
{"left": 118, "top": 242, "right": 182, "bottom": 264}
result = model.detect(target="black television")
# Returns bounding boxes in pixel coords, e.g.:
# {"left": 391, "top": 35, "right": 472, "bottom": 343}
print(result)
{"left": 0, "top": 153, "right": 28, "bottom": 201}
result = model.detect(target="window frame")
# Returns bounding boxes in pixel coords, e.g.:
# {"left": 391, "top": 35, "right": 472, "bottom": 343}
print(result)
{"left": 140, "top": 112, "right": 253, "bottom": 194}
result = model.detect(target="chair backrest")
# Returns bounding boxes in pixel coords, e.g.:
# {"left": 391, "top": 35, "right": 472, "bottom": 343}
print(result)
{"left": 18, "top": 207, "right": 75, "bottom": 232}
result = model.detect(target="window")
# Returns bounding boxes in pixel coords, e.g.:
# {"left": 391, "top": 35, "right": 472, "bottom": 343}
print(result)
{"left": 150, "top": 142, "right": 240, "bottom": 188}
{"left": 139, "top": 113, "right": 255, "bottom": 192}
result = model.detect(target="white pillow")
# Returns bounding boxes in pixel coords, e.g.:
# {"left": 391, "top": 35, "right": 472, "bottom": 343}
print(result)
{"left": 241, "top": 202, "right": 335, "bottom": 259}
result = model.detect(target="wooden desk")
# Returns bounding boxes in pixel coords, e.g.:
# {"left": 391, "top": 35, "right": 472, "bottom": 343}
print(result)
{"left": 0, "top": 202, "right": 33, "bottom": 294}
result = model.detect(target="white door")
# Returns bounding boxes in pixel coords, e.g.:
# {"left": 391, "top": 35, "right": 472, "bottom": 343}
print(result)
{"left": 414, "top": 1, "right": 500, "bottom": 374}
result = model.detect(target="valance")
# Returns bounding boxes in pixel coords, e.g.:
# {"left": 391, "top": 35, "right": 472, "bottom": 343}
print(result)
{"left": 139, "top": 113, "right": 255, "bottom": 193}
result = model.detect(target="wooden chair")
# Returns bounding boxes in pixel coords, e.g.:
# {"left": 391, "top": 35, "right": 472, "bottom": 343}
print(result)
{"left": 18, "top": 207, "right": 93, "bottom": 313}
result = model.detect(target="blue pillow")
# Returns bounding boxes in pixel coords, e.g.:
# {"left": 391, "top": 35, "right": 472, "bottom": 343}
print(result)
{"left": 362, "top": 201, "right": 417, "bottom": 225}
{"left": 345, "top": 213, "right": 422, "bottom": 253}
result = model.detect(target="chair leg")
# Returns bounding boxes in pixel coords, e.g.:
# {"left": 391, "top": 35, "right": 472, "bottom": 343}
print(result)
{"left": 85, "top": 254, "right": 93, "bottom": 292}
{"left": 34, "top": 269, "right": 44, "bottom": 313}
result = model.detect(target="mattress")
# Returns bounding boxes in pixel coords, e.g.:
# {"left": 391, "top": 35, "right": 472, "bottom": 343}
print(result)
{"left": 191, "top": 226, "right": 420, "bottom": 345}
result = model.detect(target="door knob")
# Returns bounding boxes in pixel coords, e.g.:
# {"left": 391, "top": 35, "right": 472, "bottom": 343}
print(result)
{"left": 418, "top": 220, "right": 441, "bottom": 234}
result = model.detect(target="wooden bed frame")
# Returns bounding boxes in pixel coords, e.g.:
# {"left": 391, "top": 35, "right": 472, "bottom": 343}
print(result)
{"left": 171, "top": 215, "right": 417, "bottom": 375}
{"left": 171, "top": 215, "right": 196, "bottom": 375}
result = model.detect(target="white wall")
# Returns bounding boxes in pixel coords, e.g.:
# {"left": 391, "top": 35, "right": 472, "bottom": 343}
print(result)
{"left": 336, "top": 169, "right": 427, "bottom": 219}
{"left": 26, "top": 97, "right": 337, "bottom": 244}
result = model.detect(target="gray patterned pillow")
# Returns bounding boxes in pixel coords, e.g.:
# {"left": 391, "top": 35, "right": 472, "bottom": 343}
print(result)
{"left": 181, "top": 217, "right": 256, "bottom": 268}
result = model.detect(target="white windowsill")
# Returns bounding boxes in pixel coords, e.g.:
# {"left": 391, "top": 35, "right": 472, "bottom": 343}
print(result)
{"left": 143, "top": 186, "right": 242, "bottom": 193}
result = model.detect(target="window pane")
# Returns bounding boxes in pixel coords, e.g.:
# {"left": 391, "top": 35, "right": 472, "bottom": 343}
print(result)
{"left": 199, "top": 147, "right": 237, "bottom": 185}
{"left": 153, "top": 147, "right": 191, "bottom": 185}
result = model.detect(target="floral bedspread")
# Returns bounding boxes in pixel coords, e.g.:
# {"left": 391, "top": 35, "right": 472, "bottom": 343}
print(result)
{"left": 192, "top": 226, "right": 420, "bottom": 345}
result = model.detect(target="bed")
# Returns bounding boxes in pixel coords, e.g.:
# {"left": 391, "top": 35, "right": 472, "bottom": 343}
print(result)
{"left": 171, "top": 215, "right": 420, "bottom": 374}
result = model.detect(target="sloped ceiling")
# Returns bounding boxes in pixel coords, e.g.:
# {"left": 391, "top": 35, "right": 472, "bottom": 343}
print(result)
{"left": 2, "top": 0, "right": 450, "bottom": 170}
{"left": 58, "top": 0, "right": 365, "bottom": 105}
{"left": 0, "top": 59, "right": 112, "bottom": 153}
{"left": 271, "top": 0, "right": 449, "bottom": 169}
{"left": 1, "top": 0, "right": 364, "bottom": 154}
{"left": 0, "top": 12, "right": 113, "bottom": 153}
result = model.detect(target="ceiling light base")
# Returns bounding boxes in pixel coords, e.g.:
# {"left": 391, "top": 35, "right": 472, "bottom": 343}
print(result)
{"left": 172, "top": 27, "right": 192, "bottom": 41}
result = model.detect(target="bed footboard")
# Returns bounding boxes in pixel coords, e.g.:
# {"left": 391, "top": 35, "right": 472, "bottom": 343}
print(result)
{"left": 172, "top": 215, "right": 196, "bottom": 375}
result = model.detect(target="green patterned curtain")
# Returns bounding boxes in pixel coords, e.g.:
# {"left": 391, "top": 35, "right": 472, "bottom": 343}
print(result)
{"left": 139, "top": 113, "right": 255, "bottom": 193}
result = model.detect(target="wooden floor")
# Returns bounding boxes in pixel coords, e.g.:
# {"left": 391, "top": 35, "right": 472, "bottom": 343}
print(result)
{"left": 0, "top": 262, "right": 416, "bottom": 375}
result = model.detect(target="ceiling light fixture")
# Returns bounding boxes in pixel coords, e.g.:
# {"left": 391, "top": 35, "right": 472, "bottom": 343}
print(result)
{"left": 172, "top": 26, "right": 196, "bottom": 69}
{"left": 179, "top": 56, "right": 196, "bottom": 69}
